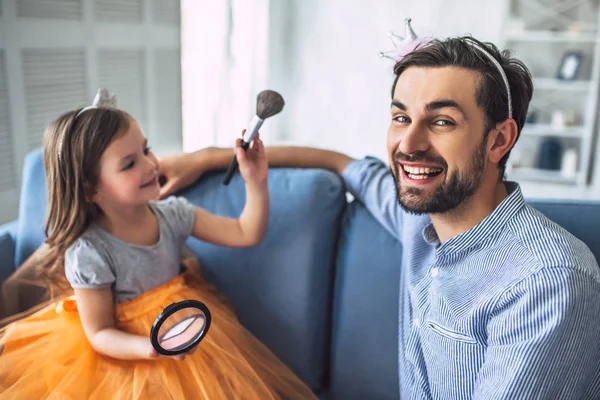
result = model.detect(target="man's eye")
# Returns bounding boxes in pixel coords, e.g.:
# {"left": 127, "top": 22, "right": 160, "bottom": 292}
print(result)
{"left": 434, "top": 119, "right": 454, "bottom": 126}
{"left": 394, "top": 116, "right": 409, "bottom": 123}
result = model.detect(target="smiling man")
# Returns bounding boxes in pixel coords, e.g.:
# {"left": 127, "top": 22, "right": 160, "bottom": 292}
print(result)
{"left": 158, "top": 36, "right": 600, "bottom": 399}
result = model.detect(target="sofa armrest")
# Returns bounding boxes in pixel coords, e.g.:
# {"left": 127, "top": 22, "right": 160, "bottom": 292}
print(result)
{"left": 0, "top": 220, "right": 18, "bottom": 284}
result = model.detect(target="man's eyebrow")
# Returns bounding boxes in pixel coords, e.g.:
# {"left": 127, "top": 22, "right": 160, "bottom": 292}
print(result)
{"left": 425, "top": 100, "right": 468, "bottom": 120}
{"left": 391, "top": 100, "right": 406, "bottom": 111}
{"left": 391, "top": 99, "right": 468, "bottom": 120}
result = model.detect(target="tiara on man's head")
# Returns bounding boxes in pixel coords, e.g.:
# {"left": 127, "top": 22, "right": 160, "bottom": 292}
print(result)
{"left": 379, "top": 18, "right": 430, "bottom": 62}
{"left": 379, "top": 18, "right": 513, "bottom": 120}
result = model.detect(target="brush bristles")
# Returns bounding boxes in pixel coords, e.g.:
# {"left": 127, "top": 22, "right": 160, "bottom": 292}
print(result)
{"left": 256, "top": 90, "right": 285, "bottom": 119}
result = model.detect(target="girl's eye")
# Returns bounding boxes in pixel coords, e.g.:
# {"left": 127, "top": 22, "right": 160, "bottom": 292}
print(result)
{"left": 144, "top": 146, "right": 151, "bottom": 155}
{"left": 123, "top": 161, "right": 134, "bottom": 170}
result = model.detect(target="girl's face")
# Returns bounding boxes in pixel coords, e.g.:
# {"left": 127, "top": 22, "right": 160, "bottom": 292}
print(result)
{"left": 91, "top": 120, "right": 160, "bottom": 209}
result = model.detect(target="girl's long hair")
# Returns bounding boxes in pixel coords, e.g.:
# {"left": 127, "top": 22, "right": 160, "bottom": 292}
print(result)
{"left": 39, "top": 107, "right": 131, "bottom": 297}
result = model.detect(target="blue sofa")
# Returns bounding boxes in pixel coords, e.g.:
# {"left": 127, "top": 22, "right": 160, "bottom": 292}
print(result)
{"left": 1, "top": 149, "right": 599, "bottom": 399}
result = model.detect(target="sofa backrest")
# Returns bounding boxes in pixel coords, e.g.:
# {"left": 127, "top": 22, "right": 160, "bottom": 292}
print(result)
{"left": 14, "top": 149, "right": 347, "bottom": 391}
{"left": 14, "top": 149, "right": 48, "bottom": 268}
{"left": 178, "top": 169, "right": 346, "bottom": 391}
{"left": 330, "top": 197, "right": 600, "bottom": 400}
{"left": 330, "top": 201, "right": 402, "bottom": 400}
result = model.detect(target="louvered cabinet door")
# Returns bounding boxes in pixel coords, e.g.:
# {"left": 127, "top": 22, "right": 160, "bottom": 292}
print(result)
{"left": 97, "top": 49, "right": 146, "bottom": 132}
{"left": 152, "top": 0, "right": 180, "bottom": 25}
{"left": 22, "top": 49, "right": 88, "bottom": 152}
{"left": 17, "top": 0, "right": 83, "bottom": 20}
{"left": 153, "top": 49, "right": 182, "bottom": 153}
{"left": 0, "top": 50, "right": 18, "bottom": 225}
{"left": 95, "top": 0, "right": 143, "bottom": 23}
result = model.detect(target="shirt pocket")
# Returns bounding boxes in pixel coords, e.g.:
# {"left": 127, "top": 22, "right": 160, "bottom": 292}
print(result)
{"left": 426, "top": 320, "right": 478, "bottom": 344}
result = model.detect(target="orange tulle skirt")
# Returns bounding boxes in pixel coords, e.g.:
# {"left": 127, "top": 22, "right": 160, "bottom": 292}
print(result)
{"left": 0, "top": 271, "right": 317, "bottom": 399}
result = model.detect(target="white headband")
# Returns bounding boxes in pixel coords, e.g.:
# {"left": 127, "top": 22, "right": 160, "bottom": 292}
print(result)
{"left": 380, "top": 18, "right": 513, "bottom": 120}
{"left": 58, "top": 88, "right": 117, "bottom": 166}
{"left": 75, "top": 88, "right": 117, "bottom": 117}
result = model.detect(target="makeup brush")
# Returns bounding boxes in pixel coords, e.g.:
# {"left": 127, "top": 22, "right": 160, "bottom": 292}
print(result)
{"left": 222, "top": 90, "right": 285, "bottom": 185}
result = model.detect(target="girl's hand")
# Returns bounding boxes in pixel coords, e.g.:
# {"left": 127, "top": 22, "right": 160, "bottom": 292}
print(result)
{"left": 235, "top": 131, "right": 268, "bottom": 187}
{"left": 147, "top": 341, "right": 197, "bottom": 361}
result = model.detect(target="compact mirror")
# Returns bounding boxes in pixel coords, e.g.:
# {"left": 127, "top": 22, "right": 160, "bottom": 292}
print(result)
{"left": 150, "top": 300, "right": 211, "bottom": 356}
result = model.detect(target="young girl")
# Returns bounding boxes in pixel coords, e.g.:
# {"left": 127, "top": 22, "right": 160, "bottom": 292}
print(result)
{"left": 0, "top": 89, "right": 317, "bottom": 399}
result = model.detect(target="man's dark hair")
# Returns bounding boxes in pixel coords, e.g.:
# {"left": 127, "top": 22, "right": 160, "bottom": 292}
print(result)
{"left": 392, "top": 36, "right": 534, "bottom": 178}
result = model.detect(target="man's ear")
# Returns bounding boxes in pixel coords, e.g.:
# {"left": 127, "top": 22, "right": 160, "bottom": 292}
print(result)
{"left": 487, "top": 119, "right": 519, "bottom": 164}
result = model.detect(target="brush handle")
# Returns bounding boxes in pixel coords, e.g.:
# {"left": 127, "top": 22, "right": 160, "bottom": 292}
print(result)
{"left": 222, "top": 141, "right": 251, "bottom": 185}
{"left": 243, "top": 115, "right": 264, "bottom": 144}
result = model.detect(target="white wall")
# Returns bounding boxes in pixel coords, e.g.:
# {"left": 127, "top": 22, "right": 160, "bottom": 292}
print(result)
{"left": 265, "top": 0, "right": 600, "bottom": 200}
{"left": 181, "top": 0, "right": 269, "bottom": 152}
{"left": 266, "top": 0, "right": 507, "bottom": 163}
{"left": 181, "top": 0, "right": 600, "bottom": 200}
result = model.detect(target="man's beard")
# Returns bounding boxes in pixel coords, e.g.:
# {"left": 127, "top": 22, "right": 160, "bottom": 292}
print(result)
{"left": 391, "top": 138, "right": 487, "bottom": 215}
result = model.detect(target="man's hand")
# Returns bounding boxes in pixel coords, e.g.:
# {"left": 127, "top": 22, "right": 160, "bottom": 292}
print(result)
{"left": 157, "top": 151, "right": 207, "bottom": 199}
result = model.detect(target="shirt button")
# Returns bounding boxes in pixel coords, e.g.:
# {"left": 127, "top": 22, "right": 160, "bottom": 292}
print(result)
{"left": 431, "top": 267, "right": 439, "bottom": 278}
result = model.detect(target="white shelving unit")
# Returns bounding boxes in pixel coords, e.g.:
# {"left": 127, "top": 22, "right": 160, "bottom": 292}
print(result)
{"left": 501, "top": 0, "right": 600, "bottom": 188}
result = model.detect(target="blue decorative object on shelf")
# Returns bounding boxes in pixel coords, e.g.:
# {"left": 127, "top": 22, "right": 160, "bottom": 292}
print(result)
{"left": 538, "top": 138, "right": 563, "bottom": 170}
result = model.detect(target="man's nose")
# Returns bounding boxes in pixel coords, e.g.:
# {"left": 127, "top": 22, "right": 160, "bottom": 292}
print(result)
{"left": 398, "top": 123, "right": 430, "bottom": 155}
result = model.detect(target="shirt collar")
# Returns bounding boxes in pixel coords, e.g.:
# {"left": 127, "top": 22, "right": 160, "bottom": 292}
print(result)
{"left": 421, "top": 181, "right": 526, "bottom": 255}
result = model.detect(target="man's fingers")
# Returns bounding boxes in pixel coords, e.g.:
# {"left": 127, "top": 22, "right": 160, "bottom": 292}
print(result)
{"left": 158, "top": 179, "right": 176, "bottom": 199}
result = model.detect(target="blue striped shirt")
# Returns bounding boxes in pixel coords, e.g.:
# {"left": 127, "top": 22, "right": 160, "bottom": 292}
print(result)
{"left": 343, "top": 157, "right": 600, "bottom": 400}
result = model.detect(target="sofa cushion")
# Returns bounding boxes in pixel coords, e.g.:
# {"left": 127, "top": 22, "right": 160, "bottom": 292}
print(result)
{"left": 0, "top": 219, "right": 18, "bottom": 278}
{"left": 0, "top": 219, "right": 18, "bottom": 245}
{"left": 0, "top": 232, "right": 15, "bottom": 284}
{"left": 330, "top": 200, "right": 401, "bottom": 400}
{"left": 178, "top": 168, "right": 346, "bottom": 391}
{"left": 15, "top": 149, "right": 48, "bottom": 268}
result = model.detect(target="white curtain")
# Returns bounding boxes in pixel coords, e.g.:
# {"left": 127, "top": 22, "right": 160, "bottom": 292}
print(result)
{"left": 181, "top": 0, "right": 270, "bottom": 153}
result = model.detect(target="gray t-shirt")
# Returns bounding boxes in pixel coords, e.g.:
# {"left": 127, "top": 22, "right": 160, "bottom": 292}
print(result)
{"left": 65, "top": 196, "right": 197, "bottom": 303}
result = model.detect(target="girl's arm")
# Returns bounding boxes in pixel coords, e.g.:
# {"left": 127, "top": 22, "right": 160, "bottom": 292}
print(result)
{"left": 190, "top": 137, "right": 269, "bottom": 247}
{"left": 191, "top": 180, "right": 269, "bottom": 247}
{"left": 75, "top": 287, "right": 180, "bottom": 360}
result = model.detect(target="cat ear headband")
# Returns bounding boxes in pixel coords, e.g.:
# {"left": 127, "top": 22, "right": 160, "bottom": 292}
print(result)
{"left": 57, "top": 88, "right": 117, "bottom": 164}
{"left": 75, "top": 88, "right": 117, "bottom": 118}
{"left": 379, "top": 18, "right": 512, "bottom": 120}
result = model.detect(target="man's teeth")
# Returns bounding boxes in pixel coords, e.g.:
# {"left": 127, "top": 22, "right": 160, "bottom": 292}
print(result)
{"left": 407, "top": 174, "right": 429, "bottom": 180}
{"left": 403, "top": 166, "right": 443, "bottom": 175}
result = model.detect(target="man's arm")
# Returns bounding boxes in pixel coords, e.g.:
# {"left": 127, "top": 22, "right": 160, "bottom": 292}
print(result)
{"left": 159, "top": 145, "right": 404, "bottom": 241}
{"left": 473, "top": 267, "right": 600, "bottom": 399}
{"left": 201, "top": 146, "right": 354, "bottom": 175}
{"left": 158, "top": 145, "right": 352, "bottom": 199}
